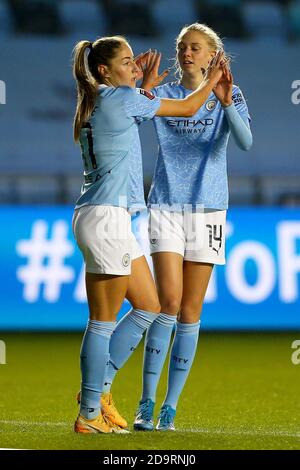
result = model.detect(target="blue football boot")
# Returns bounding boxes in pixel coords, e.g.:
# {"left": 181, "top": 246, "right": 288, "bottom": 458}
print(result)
{"left": 133, "top": 398, "right": 155, "bottom": 431}
{"left": 156, "top": 404, "right": 176, "bottom": 431}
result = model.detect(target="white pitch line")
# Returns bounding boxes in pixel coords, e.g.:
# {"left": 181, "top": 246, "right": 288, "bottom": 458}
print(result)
{"left": 0, "top": 420, "right": 69, "bottom": 428}
{"left": 0, "top": 420, "right": 299, "bottom": 439}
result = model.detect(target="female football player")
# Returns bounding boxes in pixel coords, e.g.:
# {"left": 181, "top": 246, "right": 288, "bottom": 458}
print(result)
{"left": 132, "top": 23, "right": 253, "bottom": 431}
{"left": 72, "top": 34, "right": 225, "bottom": 433}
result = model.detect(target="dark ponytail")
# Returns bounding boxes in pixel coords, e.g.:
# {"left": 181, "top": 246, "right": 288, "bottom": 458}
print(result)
{"left": 73, "top": 40, "right": 97, "bottom": 142}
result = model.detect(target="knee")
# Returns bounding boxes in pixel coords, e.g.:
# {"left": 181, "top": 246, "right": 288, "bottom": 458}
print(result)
{"left": 179, "top": 300, "right": 203, "bottom": 323}
{"left": 160, "top": 296, "right": 181, "bottom": 315}
{"left": 133, "top": 299, "right": 161, "bottom": 314}
{"left": 148, "top": 300, "right": 161, "bottom": 314}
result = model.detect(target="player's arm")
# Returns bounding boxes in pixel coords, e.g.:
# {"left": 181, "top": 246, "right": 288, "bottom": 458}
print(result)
{"left": 215, "top": 65, "right": 252, "bottom": 151}
{"left": 223, "top": 103, "right": 252, "bottom": 151}
{"left": 156, "top": 79, "right": 217, "bottom": 117}
{"left": 155, "top": 51, "right": 225, "bottom": 118}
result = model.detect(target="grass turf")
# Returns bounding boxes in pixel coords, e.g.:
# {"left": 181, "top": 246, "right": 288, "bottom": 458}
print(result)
{"left": 0, "top": 332, "right": 299, "bottom": 450}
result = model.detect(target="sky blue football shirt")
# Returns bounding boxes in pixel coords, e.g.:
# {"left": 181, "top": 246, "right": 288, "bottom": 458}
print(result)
{"left": 75, "top": 85, "right": 161, "bottom": 212}
{"left": 148, "top": 82, "right": 250, "bottom": 210}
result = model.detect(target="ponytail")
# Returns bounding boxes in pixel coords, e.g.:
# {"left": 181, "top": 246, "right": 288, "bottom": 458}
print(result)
{"left": 72, "top": 40, "right": 97, "bottom": 142}
{"left": 72, "top": 36, "right": 128, "bottom": 143}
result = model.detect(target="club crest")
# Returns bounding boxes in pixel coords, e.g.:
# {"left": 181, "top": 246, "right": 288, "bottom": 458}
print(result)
{"left": 206, "top": 100, "right": 217, "bottom": 111}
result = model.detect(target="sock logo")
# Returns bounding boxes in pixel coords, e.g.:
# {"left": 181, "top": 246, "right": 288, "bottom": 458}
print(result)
{"left": 172, "top": 355, "right": 188, "bottom": 364}
{"left": 146, "top": 346, "right": 161, "bottom": 355}
{"left": 130, "top": 346, "right": 136, "bottom": 352}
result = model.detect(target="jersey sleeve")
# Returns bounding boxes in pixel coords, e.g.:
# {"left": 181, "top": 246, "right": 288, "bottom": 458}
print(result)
{"left": 122, "top": 87, "right": 161, "bottom": 120}
{"left": 152, "top": 86, "right": 160, "bottom": 97}
{"left": 232, "top": 86, "right": 251, "bottom": 122}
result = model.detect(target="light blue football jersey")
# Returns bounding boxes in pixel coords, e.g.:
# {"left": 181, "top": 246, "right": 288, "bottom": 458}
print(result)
{"left": 75, "top": 85, "right": 160, "bottom": 212}
{"left": 148, "top": 82, "right": 250, "bottom": 210}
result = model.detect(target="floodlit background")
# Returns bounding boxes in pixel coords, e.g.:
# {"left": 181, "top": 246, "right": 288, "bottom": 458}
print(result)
{"left": 0, "top": 0, "right": 299, "bottom": 330}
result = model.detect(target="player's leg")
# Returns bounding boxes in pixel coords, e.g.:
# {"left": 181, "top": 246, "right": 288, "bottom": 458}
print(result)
{"left": 103, "top": 254, "right": 160, "bottom": 395}
{"left": 100, "top": 254, "right": 161, "bottom": 429}
{"left": 157, "top": 210, "right": 226, "bottom": 430}
{"left": 180, "top": 261, "right": 213, "bottom": 323}
{"left": 142, "top": 252, "right": 183, "bottom": 400}
{"left": 73, "top": 205, "right": 131, "bottom": 433}
{"left": 156, "top": 261, "right": 213, "bottom": 430}
{"left": 85, "top": 272, "right": 129, "bottom": 322}
{"left": 75, "top": 273, "right": 129, "bottom": 434}
{"left": 134, "top": 251, "right": 183, "bottom": 431}
{"left": 127, "top": 254, "right": 161, "bottom": 312}
{"left": 100, "top": 213, "right": 162, "bottom": 428}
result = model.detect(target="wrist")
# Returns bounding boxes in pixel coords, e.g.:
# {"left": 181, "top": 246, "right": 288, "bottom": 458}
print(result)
{"left": 221, "top": 99, "right": 233, "bottom": 108}
{"left": 202, "top": 77, "right": 215, "bottom": 89}
{"left": 141, "top": 82, "right": 153, "bottom": 91}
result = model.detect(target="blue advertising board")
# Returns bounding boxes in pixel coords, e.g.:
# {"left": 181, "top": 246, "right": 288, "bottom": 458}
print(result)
{"left": 0, "top": 206, "right": 299, "bottom": 330}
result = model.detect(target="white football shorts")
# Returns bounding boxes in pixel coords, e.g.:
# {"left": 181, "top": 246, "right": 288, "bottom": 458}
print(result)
{"left": 148, "top": 208, "right": 226, "bottom": 265}
{"left": 72, "top": 205, "right": 143, "bottom": 275}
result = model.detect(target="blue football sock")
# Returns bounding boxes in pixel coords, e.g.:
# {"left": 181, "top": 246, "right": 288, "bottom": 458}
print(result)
{"left": 103, "top": 308, "right": 157, "bottom": 393}
{"left": 80, "top": 319, "right": 116, "bottom": 419}
{"left": 141, "top": 313, "right": 177, "bottom": 402}
{"left": 163, "top": 321, "right": 200, "bottom": 410}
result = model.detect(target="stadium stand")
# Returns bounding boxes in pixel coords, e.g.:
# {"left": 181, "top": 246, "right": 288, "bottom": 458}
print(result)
{"left": 0, "top": 0, "right": 299, "bottom": 204}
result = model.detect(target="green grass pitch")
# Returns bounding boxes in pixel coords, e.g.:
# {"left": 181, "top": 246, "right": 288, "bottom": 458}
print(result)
{"left": 0, "top": 332, "right": 299, "bottom": 450}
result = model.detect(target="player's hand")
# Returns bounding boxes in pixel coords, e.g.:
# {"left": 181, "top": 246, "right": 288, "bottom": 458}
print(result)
{"left": 213, "top": 62, "right": 233, "bottom": 107}
{"left": 134, "top": 51, "right": 151, "bottom": 82}
{"left": 204, "top": 50, "right": 226, "bottom": 88}
{"left": 139, "top": 50, "right": 169, "bottom": 91}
